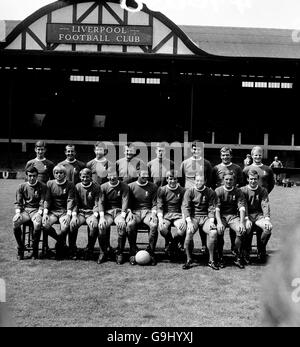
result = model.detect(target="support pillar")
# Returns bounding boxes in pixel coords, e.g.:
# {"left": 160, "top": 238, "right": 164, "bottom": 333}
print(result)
{"left": 263, "top": 133, "right": 269, "bottom": 159}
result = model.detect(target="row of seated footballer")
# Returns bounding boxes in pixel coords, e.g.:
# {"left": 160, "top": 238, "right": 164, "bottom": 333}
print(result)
{"left": 18, "top": 221, "right": 261, "bottom": 265}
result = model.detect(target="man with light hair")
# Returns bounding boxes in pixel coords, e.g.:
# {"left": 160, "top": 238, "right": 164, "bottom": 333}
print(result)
{"left": 42, "top": 164, "right": 76, "bottom": 259}
{"left": 243, "top": 146, "right": 275, "bottom": 194}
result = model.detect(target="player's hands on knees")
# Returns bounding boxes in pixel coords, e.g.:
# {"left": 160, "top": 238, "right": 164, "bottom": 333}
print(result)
{"left": 265, "top": 220, "right": 272, "bottom": 231}
{"left": 116, "top": 217, "right": 126, "bottom": 229}
{"left": 217, "top": 223, "right": 225, "bottom": 234}
{"left": 239, "top": 222, "right": 246, "bottom": 235}
{"left": 208, "top": 219, "right": 216, "bottom": 230}
{"left": 91, "top": 216, "right": 99, "bottom": 229}
{"left": 63, "top": 215, "right": 71, "bottom": 225}
{"left": 13, "top": 213, "right": 22, "bottom": 224}
{"left": 33, "top": 213, "right": 42, "bottom": 224}
{"left": 99, "top": 217, "right": 107, "bottom": 229}
{"left": 178, "top": 220, "right": 186, "bottom": 232}
{"left": 70, "top": 216, "right": 79, "bottom": 229}
{"left": 245, "top": 219, "right": 252, "bottom": 231}
{"left": 187, "top": 221, "right": 194, "bottom": 234}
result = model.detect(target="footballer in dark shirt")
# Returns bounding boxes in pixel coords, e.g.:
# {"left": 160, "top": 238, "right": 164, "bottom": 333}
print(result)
{"left": 42, "top": 165, "right": 76, "bottom": 259}
{"left": 13, "top": 165, "right": 47, "bottom": 260}
{"left": 127, "top": 170, "right": 158, "bottom": 265}
{"left": 71, "top": 168, "right": 102, "bottom": 261}
{"left": 58, "top": 144, "right": 86, "bottom": 185}
{"left": 157, "top": 170, "right": 186, "bottom": 259}
{"left": 99, "top": 169, "right": 129, "bottom": 265}
{"left": 182, "top": 174, "right": 218, "bottom": 270}
{"left": 215, "top": 170, "right": 246, "bottom": 269}
{"left": 241, "top": 169, "right": 272, "bottom": 263}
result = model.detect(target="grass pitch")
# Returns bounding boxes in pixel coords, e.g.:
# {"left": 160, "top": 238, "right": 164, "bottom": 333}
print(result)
{"left": 1, "top": 179, "right": 299, "bottom": 327}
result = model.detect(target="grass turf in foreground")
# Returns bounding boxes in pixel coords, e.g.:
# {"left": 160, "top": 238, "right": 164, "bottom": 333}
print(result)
{"left": 1, "top": 179, "right": 299, "bottom": 327}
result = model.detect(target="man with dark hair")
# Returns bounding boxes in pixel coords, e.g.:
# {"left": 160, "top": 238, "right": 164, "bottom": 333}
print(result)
{"left": 157, "top": 170, "right": 186, "bottom": 259}
{"left": 86, "top": 141, "right": 113, "bottom": 254}
{"left": 241, "top": 169, "right": 272, "bottom": 263}
{"left": 215, "top": 170, "right": 247, "bottom": 269}
{"left": 182, "top": 173, "right": 218, "bottom": 270}
{"left": 180, "top": 140, "right": 212, "bottom": 189}
{"left": 180, "top": 140, "right": 213, "bottom": 253}
{"left": 126, "top": 170, "right": 158, "bottom": 265}
{"left": 99, "top": 168, "right": 129, "bottom": 265}
{"left": 25, "top": 140, "right": 54, "bottom": 183}
{"left": 244, "top": 154, "right": 252, "bottom": 168}
{"left": 70, "top": 168, "right": 102, "bottom": 261}
{"left": 86, "top": 141, "right": 111, "bottom": 185}
{"left": 147, "top": 142, "right": 175, "bottom": 187}
{"left": 211, "top": 147, "right": 243, "bottom": 189}
{"left": 58, "top": 144, "right": 86, "bottom": 185}
{"left": 13, "top": 165, "right": 47, "bottom": 260}
{"left": 42, "top": 164, "right": 76, "bottom": 259}
{"left": 211, "top": 146, "right": 244, "bottom": 255}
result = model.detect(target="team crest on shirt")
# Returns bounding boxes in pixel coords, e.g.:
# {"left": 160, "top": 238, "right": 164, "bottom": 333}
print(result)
{"left": 256, "top": 195, "right": 259, "bottom": 200}
{"left": 117, "top": 191, "right": 121, "bottom": 196}
{"left": 263, "top": 171, "right": 266, "bottom": 176}
{"left": 43, "top": 165, "right": 47, "bottom": 170}
{"left": 232, "top": 195, "right": 236, "bottom": 201}
{"left": 145, "top": 191, "right": 149, "bottom": 197}
{"left": 63, "top": 189, "right": 66, "bottom": 194}
{"left": 202, "top": 196, "right": 206, "bottom": 202}
{"left": 88, "top": 192, "right": 92, "bottom": 199}
{"left": 34, "top": 190, "right": 39, "bottom": 198}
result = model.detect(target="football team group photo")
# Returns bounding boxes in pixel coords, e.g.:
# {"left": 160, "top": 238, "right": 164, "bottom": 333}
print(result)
{"left": 12, "top": 140, "right": 276, "bottom": 271}
{"left": 2, "top": 0, "right": 300, "bottom": 329}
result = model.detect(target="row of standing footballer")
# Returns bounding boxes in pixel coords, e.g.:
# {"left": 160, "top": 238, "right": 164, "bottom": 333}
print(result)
{"left": 12, "top": 140, "right": 275, "bottom": 270}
